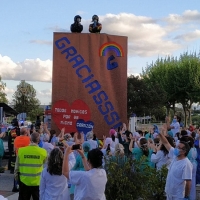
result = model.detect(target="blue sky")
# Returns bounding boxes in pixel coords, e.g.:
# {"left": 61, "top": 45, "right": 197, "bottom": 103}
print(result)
{"left": 0, "top": 0, "right": 200, "bottom": 104}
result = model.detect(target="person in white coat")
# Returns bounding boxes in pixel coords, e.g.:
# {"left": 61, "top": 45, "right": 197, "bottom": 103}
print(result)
{"left": 159, "top": 125, "right": 192, "bottom": 200}
{"left": 84, "top": 131, "right": 98, "bottom": 150}
{"left": 63, "top": 147, "right": 107, "bottom": 200}
{"left": 166, "top": 115, "right": 181, "bottom": 137}
{"left": 150, "top": 136, "right": 175, "bottom": 170}
{"left": 39, "top": 148, "right": 75, "bottom": 200}
{"left": 109, "top": 129, "right": 119, "bottom": 149}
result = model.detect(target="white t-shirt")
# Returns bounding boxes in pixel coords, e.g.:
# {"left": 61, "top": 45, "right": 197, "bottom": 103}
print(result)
{"left": 101, "top": 148, "right": 115, "bottom": 168}
{"left": 85, "top": 139, "right": 98, "bottom": 150}
{"left": 68, "top": 152, "right": 76, "bottom": 170}
{"left": 151, "top": 150, "right": 172, "bottom": 170}
{"left": 110, "top": 138, "right": 119, "bottom": 149}
{"left": 42, "top": 142, "right": 54, "bottom": 155}
{"left": 0, "top": 195, "right": 8, "bottom": 200}
{"left": 170, "top": 122, "right": 180, "bottom": 137}
{"left": 40, "top": 168, "right": 70, "bottom": 200}
{"left": 165, "top": 148, "right": 193, "bottom": 198}
{"left": 175, "top": 140, "right": 180, "bottom": 147}
{"left": 69, "top": 168, "right": 107, "bottom": 200}
{"left": 66, "top": 140, "right": 75, "bottom": 147}
{"left": 134, "top": 137, "right": 145, "bottom": 148}
{"left": 186, "top": 130, "right": 191, "bottom": 136}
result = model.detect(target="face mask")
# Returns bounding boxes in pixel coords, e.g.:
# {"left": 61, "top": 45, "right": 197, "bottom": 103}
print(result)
{"left": 172, "top": 119, "right": 177, "bottom": 123}
{"left": 174, "top": 148, "right": 180, "bottom": 157}
{"left": 94, "top": 19, "right": 97, "bottom": 23}
{"left": 69, "top": 138, "right": 74, "bottom": 142}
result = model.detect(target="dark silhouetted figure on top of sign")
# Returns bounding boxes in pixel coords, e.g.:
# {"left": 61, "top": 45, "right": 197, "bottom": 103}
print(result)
{"left": 70, "top": 15, "right": 83, "bottom": 33}
{"left": 89, "top": 15, "right": 102, "bottom": 33}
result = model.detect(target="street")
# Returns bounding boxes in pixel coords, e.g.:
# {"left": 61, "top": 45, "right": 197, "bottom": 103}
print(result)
{"left": 0, "top": 158, "right": 18, "bottom": 199}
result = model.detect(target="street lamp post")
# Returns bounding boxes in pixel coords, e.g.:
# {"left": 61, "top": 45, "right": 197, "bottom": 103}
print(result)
{"left": 149, "top": 113, "right": 151, "bottom": 124}
{"left": 19, "top": 80, "right": 28, "bottom": 121}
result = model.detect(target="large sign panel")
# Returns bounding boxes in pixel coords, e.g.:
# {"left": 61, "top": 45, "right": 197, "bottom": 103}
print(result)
{"left": 52, "top": 33, "right": 127, "bottom": 137}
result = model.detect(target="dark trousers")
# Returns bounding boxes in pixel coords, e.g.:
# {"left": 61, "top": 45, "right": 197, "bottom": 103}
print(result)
{"left": 9, "top": 150, "right": 16, "bottom": 172}
{"left": 19, "top": 180, "right": 39, "bottom": 200}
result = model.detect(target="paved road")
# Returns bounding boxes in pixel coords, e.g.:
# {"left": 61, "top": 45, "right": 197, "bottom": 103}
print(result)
{"left": 0, "top": 158, "right": 17, "bottom": 198}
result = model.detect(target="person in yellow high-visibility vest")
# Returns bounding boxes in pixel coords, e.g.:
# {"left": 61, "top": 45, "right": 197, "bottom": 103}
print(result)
{"left": 14, "top": 132, "right": 47, "bottom": 200}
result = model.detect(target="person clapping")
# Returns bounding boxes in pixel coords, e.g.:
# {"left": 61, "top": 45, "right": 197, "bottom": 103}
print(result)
{"left": 89, "top": 15, "right": 102, "bottom": 33}
{"left": 63, "top": 145, "right": 107, "bottom": 200}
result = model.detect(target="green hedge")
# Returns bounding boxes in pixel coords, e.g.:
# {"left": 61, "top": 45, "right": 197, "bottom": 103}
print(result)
{"left": 105, "top": 156, "right": 168, "bottom": 200}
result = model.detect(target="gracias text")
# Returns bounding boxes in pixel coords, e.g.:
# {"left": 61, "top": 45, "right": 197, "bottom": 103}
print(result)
{"left": 55, "top": 37, "right": 122, "bottom": 129}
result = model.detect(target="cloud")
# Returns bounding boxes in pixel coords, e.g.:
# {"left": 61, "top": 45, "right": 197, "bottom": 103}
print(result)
{"left": 2, "top": 11, "right": 200, "bottom": 82}
{"left": 80, "top": 13, "right": 183, "bottom": 56}
{"left": 174, "top": 30, "right": 200, "bottom": 42}
{"left": 0, "top": 54, "right": 52, "bottom": 82}
{"left": 166, "top": 10, "right": 200, "bottom": 25}
{"left": 5, "top": 87, "right": 15, "bottom": 94}
{"left": 38, "top": 89, "right": 52, "bottom": 98}
{"left": 76, "top": 11, "right": 87, "bottom": 15}
{"left": 30, "top": 40, "right": 53, "bottom": 45}
{"left": 127, "top": 72, "right": 140, "bottom": 77}
{"left": 46, "top": 25, "right": 69, "bottom": 32}
{"left": 4, "top": 86, "right": 52, "bottom": 105}
{"left": 4, "top": 87, "right": 15, "bottom": 102}
{"left": 28, "top": 11, "right": 200, "bottom": 57}
{"left": 37, "top": 89, "right": 52, "bottom": 104}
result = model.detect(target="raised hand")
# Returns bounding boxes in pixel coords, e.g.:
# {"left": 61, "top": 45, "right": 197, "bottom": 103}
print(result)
{"left": 129, "top": 133, "right": 135, "bottom": 141}
{"left": 165, "top": 116, "right": 170, "bottom": 122}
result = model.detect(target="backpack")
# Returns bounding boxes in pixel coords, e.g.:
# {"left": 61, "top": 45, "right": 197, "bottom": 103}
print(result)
{"left": 0, "top": 138, "right": 4, "bottom": 157}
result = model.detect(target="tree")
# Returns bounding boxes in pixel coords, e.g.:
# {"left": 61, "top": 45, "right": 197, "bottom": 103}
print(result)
{"left": 127, "top": 75, "right": 166, "bottom": 119}
{"left": 12, "top": 80, "right": 41, "bottom": 120}
{"left": 177, "top": 52, "right": 200, "bottom": 125}
{"left": 142, "top": 57, "right": 178, "bottom": 115}
{"left": 0, "top": 76, "right": 8, "bottom": 103}
{"left": 142, "top": 52, "right": 200, "bottom": 126}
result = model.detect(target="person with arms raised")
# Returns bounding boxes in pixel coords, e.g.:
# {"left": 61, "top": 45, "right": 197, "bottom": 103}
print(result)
{"left": 166, "top": 115, "right": 181, "bottom": 137}
{"left": 63, "top": 146, "right": 107, "bottom": 200}
{"left": 158, "top": 124, "right": 192, "bottom": 200}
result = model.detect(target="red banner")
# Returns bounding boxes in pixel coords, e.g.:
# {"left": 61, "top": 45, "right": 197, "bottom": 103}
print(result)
{"left": 51, "top": 99, "right": 91, "bottom": 132}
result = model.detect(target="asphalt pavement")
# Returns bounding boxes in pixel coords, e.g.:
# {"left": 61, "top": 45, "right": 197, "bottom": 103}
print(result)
{"left": 0, "top": 158, "right": 18, "bottom": 199}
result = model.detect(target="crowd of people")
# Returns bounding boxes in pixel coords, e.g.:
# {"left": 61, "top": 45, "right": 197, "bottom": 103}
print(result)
{"left": 0, "top": 115, "right": 200, "bottom": 200}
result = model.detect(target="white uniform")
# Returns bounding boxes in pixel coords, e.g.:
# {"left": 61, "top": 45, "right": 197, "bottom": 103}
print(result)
{"left": 165, "top": 148, "right": 193, "bottom": 200}
{"left": 151, "top": 150, "right": 172, "bottom": 170}
{"left": 170, "top": 122, "right": 180, "bottom": 137}
{"left": 84, "top": 139, "right": 98, "bottom": 150}
{"left": 110, "top": 138, "right": 119, "bottom": 149}
{"left": 69, "top": 168, "right": 107, "bottom": 200}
